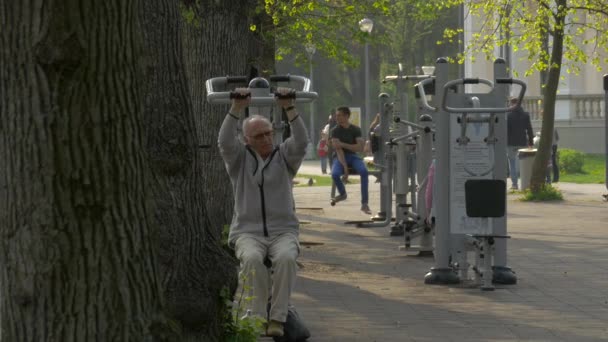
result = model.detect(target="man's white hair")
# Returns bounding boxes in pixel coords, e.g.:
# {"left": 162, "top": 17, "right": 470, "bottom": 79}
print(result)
{"left": 242, "top": 115, "right": 272, "bottom": 137}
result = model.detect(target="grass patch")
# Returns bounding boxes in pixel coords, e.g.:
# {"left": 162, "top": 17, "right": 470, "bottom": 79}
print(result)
{"left": 295, "top": 173, "right": 360, "bottom": 187}
{"left": 559, "top": 153, "right": 606, "bottom": 184}
{"left": 520, "top": 184, "right": 563, "bottom": 202}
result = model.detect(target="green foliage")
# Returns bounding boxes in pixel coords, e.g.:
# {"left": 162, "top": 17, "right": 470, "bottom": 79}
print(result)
{"left": 221, "top": 224, "right": 237, "bottom": 260}
{"left": 425, "top": 0, "right": 608, "bottom": 75}
{"left": 560, "top": 153, "right": 606, "bottom": 184}
{"left": 520, "top": 184, "right": 563, "bottom": 202}
{"left": 294, "top": 173, "right": 363, "bottom": 187}
{"left": 559, "top": 148, "right": 585, "bottom": 174}
{"left": 178, "top": 0, "right": 200, "bottom": 28}
{"left": 220, "top": 273, "right": 266, "bottom": 342}
{"left": 221, "top": 224, "right": 230, "bottom": 247}
{"left": 263, "top": 0, "right": 393, "bottom": 66}
{"left": 420, "top": 0, "right": 608, "bottom": 194}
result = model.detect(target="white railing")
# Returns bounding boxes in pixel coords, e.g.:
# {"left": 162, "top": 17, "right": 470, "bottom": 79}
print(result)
{"left": 572, "top": 95, "right": 604, "bottom": 119}
{"left": 523, "top": 94, "right": 605, "bottom": 121}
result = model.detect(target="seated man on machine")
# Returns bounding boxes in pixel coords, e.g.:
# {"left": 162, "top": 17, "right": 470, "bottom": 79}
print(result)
{"left": 330, "top": 106, "right": 371, "bottom": 214}
{"left": 218, "top": 87, "right": 308, "bottom": 337}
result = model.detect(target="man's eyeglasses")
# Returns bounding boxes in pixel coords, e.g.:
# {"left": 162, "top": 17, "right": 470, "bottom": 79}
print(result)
{"left": 249, "top": 130, "right": 273, "bottom": 140}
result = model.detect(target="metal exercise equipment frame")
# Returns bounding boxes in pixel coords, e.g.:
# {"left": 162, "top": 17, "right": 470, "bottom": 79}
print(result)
{"left": 330, "top": 63, "right": 435, "bottom": 233}
{"left": 604, "top": 74, "right": 608, "bottom": 200}
{"left": 206, "top": 74, "right": 318, "bottom": 144}
{"left": 391, "top": 114, "right": 434, "bottom": 254}
{"left": 378, "top": 64, "right": 435, "bottom": 255}
{"left": 419, "top": 58, "right": 525, "bottom": 290}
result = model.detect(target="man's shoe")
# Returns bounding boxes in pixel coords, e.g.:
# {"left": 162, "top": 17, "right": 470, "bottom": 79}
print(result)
{"left": 266, "top": 320, "right": 284, "bottom": 337}
{"left": 332, "top": 194, "right": 347, "bottom": 203}
{"left": 361, "top": 204, "right": 372, "bottom": 215}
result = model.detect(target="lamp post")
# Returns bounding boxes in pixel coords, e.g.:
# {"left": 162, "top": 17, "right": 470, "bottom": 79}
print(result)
{"left": 359, "top": 18, "right": 373, "bottom": 135}
{"left": 305, "top": 43, "right": 316, "bottom": 149}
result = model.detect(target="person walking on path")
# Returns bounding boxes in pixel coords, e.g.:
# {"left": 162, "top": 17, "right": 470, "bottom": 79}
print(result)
{"left": 218, "top": 87, "right": 308, "bottom": 338}
{"left": 329, "top": 106, "right": 371, "bottom": 214}
{"left": 507, "top": 97, "right": 534, "bottom": 190}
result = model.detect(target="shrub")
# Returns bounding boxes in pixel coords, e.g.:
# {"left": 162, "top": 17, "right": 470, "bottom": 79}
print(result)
{"left": 559, "top": 148, "right": 585, "bottom": 174}
{"left": 221, "top": 273, "right": 266, "bottom": 342}
{"left": 520, "top": 184, "right": 563, "bottom": 202}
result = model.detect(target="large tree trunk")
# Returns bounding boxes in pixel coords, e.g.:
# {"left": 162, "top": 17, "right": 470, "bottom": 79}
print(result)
{"left": 139, "top": 1, "right": 240, "bottom": 340}
{"left": 139, "top": 0, "right": 265, "bottom": 340}
{"left": 530, "top": 0, "right": 566, "bottom": 193}
{"left": 0, "top": 1, "right": 167, "bottom": 340}
{"left": 1, "top": 0, "right": 262, "bottom": 341}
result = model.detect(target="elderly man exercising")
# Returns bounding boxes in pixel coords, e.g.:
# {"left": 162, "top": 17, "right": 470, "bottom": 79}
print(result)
{"left": 218, "top": 87, "right": 308, "bottom": 337}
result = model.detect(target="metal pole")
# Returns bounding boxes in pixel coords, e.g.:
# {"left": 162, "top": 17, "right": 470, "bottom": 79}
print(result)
{"left": 431, "top": 59, "right": 451, "bottom": 272}
{"left": 604, "top": 74, "right": 607, "bottom": 192}
{"left": 364, "top": 42, "right": 370, "bottom": 136}
{"left": 310, "top": 59, "right": 315, "bottom": 147}
{"left": 424, "top": 58, "right": 459, "bottom": 285}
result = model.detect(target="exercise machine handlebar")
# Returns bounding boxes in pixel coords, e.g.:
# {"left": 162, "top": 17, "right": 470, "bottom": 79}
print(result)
{"left": 416, "top": 77, "right": 527, "bottom": 113}
{"left": 383, "top": 75, "right": 432, "bottom": 83}
{"left": 441, "top": 78, "right": 527, "bottom": 113}
{"left": 415, "top": 78, "right": 437, "bottom": 112}
{"left": 205, "top": 75, "right": 318, "bottom": 105}
{"left": 394, "top": 116, "right": 434, "bottom": 133}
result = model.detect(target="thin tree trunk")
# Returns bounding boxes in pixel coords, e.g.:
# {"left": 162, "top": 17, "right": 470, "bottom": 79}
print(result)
{"left": 0, "top": 1, "right": 167, "bottom": 340}
{"left": 530, "top": 0, "right": 566, "bottom": 193}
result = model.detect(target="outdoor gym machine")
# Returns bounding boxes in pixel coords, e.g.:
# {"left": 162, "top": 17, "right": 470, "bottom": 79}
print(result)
{"left": 206, "top": 74, "right": 318, "bottom": 144}
{"left": 380, "top": 64, "right": 435, "bottom": 254}
{"left": 418, "top": 58, "right": 525, "bottom": 290}
{"left": 391, "top": 115, "right": 434, "bottom": 254}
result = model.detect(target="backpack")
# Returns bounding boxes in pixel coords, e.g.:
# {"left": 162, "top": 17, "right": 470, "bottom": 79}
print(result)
{"left": 272, "top": 305, "right": 311, "bottom": 342}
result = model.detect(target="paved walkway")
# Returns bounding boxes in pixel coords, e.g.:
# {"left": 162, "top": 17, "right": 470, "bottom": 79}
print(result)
{"left": 264, "top": 161, "right": 608, "bottom": 341}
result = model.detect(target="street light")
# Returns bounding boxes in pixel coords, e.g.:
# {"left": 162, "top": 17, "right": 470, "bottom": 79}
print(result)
{"left": 359, "top": 18, "right": 373, "bottom": 135}
{"left": 305, "top": 43, "right": 316, "bottom": 149}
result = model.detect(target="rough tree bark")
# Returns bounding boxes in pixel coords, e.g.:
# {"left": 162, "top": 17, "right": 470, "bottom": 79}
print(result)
{"left": 0, "top": 1, "right": 166, "bottom": 340}
{"left": 140, "top": 0, "right": 264, "bottom": 339}
{"left": 168, "top": 1, "right": 274, "bottom": 339}
{"left": 1, "top": 0, "right": 262, "bottom": 341}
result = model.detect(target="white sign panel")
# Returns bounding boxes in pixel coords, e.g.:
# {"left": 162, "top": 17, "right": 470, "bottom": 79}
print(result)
{"left": 449, "top": 114, "right": 494, "bottom": 234}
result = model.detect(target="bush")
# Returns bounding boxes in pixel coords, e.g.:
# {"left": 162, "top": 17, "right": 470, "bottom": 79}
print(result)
{"left": 221, "top": 274, "right": 266, "bottom": 342}
{"left": 520, "top": 184, "right": 563, "bottom": 202}
{"left": 559, "top": 148, "right": 585, "bottom": 174}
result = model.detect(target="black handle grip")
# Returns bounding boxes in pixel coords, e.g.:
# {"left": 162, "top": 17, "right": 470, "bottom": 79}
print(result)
{"left": 394, "top": 117, "right": 401, "bottom": 123}
{"left": 226, "top": 76, "right": 248, "bottom": 84}
{"left": 604, "top": 74, "right": 608, "bottom": 91}
{"left": 270, "top": 75, "right": 291, "bottom": 82}
{"left": 496, "top": 78, "right": 514, "bottom": 84}
{"left": 462, "top": 78, "right": 480, "bottom": 84}
{"left": 229, "top": 91, "right": 251, "bottom": 99}
{"left": 274, "top": 90, "right": 296, "bottom": 99}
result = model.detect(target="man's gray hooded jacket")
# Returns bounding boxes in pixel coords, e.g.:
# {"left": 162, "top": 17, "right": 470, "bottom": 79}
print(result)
{"left": 218, "top": 114, "right": 308, "bottom": 245}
